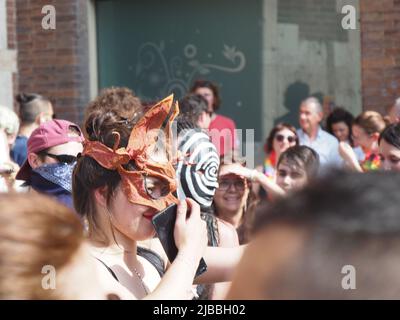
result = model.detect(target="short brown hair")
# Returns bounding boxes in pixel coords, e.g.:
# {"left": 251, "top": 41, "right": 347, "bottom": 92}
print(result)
{"left": 277, "top": 146, "right": 320, "bottom": 179}
{"left": 0, "top": 193, "right": 84, "bottom": 299}
{"left": 84, "top": 87, "right": 142, "bottom": 138}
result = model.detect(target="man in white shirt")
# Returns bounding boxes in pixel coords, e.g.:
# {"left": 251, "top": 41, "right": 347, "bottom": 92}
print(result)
{"left": 297, "top": 97, "right": 342, "bottom": 171}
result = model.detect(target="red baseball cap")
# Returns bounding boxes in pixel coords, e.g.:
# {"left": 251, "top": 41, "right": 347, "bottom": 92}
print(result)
{"left": 16, "top": 119, "right": 84, "bottom": 181}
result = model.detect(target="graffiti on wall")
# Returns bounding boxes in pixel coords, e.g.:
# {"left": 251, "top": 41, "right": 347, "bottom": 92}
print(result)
{"left": 134, "top": 41, "right": 246, "bottom": 100}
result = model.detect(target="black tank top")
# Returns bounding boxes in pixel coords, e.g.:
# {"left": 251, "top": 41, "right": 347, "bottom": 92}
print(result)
{"left": 196, "top": 211, "right": 219, "bottom": 300}
{"left": 96, "top": 246, "right": 165, "bottom": 282}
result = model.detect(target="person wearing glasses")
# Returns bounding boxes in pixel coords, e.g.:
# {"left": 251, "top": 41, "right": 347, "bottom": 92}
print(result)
{"left": 258, "top": 123, "right": 299, "bottom": 181}
{"left": 15, "top": 119, "right": 84, "bottom": 209}
{"left": 213, "top": 146, "right": 319, "bottom": 244}
{"left": 212, "top": 155, "right": 262, "bottom": 244}
{"left": 174, "top": 117, "right": 239, "bottom": 300}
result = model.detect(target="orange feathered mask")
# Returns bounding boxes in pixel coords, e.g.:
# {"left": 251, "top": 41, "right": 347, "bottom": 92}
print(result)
{"left": 82, "top": 95, "right": 180, "bottom": 211}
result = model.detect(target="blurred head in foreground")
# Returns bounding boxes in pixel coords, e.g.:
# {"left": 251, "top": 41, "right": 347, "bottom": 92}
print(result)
{"left": 0, "top": 193, "right": 120, "bottom": 299}
{"left": 227, "top": 171, "right": 400, "bottom": 299}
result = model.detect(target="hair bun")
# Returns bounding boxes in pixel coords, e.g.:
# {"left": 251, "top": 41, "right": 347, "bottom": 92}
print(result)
{"left": 16, "top": 93, "right": 40, "bottom": 104}
{"left": 16, "top": 93, "right": 28, "bottom": 104}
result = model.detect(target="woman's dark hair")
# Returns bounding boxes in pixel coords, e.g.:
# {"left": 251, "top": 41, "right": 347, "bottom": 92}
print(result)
{"left": 277, "top": 146, "right": 320, "bottom": 179}
{"left": 178, "top": 93, "right": 208, "bottom": 125}
{"left": 16, "top": 93, "right": 52, "bottom": 124}
{"left": 326, "top": 107, "right": 355, "bottom": 145}
{"left": 264, "top": 123, "right": 299, "bottom": 154}
{"left": 379, "top": 123, "right": 400, "bottom": 149}
{"left": 73, "top": 87, "right": 143, "bottom": 244}
{"left": 190, "top": 79, "right": 221, "bottom": 111}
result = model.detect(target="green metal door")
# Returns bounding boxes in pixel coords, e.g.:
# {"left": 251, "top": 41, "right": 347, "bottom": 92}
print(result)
{"left": 96, "top": 0, "right": 263, "bottom": 141}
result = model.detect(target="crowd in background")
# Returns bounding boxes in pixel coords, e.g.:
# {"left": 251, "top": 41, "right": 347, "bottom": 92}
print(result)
{"left": 1, "top": 80, "right": 400, "bottom": 299}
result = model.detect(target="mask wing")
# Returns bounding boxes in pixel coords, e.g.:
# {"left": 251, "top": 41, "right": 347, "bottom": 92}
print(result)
{"left": 127, "top": 94, "right": 179, "bottom": 179}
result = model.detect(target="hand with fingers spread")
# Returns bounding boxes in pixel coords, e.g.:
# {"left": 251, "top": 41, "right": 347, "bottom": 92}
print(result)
{"left": 219, "top": 163, "right": 285, "bottom": 198}
{"left": 219, "top": 164, "right": 254, "bottom": 180}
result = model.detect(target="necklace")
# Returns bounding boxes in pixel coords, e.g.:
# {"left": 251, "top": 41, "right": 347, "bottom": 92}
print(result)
{"left": 132, "top": 266, "right": 149, "bottom": 295}
{"left": 91, "top": 246, "right": 149, "bottom": 295}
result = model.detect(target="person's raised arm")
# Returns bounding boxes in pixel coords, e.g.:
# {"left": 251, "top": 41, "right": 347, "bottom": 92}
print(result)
{"left": 339, "top": 142, "right": 363, "bottom": 172}
{"left": 224, "top": 165, "right": 285, "bottom": 199}
{"left": 194, "top": 245, "right": 247, "bottom": 284}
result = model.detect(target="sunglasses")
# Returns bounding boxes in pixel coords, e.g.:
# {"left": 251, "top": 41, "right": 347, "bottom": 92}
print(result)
{"left": 44, "top": 153, "right": 77, "bottom": 164}
{"left": 218, "top": 179, "right": 246, "bottom": 191}
{"left": 275, "top": 134, "right": 296, "bottom": 143}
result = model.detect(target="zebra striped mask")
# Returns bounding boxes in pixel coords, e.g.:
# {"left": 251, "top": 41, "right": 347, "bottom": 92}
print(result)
{"left": 176, "top": 129, "right": 220, "bottom": 210}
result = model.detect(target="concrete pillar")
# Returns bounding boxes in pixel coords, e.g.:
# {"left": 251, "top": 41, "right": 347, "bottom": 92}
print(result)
{"left": 0, "top": 0, "right": 17, "bottom": 109}
{"left": 261, "top": 0, "right": 278, "bottom": 144}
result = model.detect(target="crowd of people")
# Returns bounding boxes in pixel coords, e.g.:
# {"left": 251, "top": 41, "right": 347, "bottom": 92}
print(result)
{"left": 0, "top": 81, "right": 400, "bottom": 300}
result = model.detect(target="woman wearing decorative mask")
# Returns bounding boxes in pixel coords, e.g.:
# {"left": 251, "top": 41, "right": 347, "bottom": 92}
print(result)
{"left": 15, "top": 119, "right": 84, "bottom": 210}
{"left": 73, "top": 90, "right": 244, "bottom": 300}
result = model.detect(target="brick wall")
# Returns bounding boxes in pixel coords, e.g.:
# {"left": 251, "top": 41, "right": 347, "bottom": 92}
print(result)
{"left": 278, "top": 0, "right": 348, "bottom": 42}
{"left": 15, "top": 0, "right": 90, "bottom": 124}
{"left": 12, "top": 1, "right": 400, "bottom": 120}
{"left": 7, "top": 0, "right": 16, "bottom": 50}
{"left": 360, "top": 0, "right": 400, "bottom": 114}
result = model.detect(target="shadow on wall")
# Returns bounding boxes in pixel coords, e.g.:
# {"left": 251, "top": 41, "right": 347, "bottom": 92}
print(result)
{"left": 274, "top": 80, "right": 325, "bottom": 128}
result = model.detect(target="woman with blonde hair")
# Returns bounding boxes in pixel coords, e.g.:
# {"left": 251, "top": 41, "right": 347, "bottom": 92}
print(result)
{"left": 339, "top": 111, "right": 386, "bottom": 172}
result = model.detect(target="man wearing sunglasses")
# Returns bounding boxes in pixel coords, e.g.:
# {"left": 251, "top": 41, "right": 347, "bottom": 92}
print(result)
{"left": 16, "top": 119, "right": 84, "bottom": 210}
